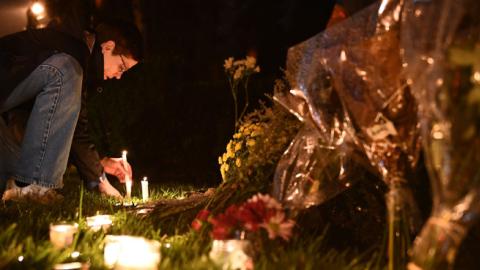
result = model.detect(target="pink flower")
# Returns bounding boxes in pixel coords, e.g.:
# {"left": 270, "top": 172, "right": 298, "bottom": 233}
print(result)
{"left": 248, "top": 194, "right": 282, "bottom": 210}
{"left": 260, "top": 212, "right": 295, "bottom": 241}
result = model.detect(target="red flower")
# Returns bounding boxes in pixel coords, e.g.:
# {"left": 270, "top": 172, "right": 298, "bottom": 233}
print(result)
{"left": 206, "top": 193, "right": 294, "bottom": 241}
{"left": 191, "top": 209, "right": 212, "bottom": 232}
{"left": 237, "top": 204, "right": 263, "bottom": 231}
{"left": 196, "top": 209, "right": 211, "bottom": 221}
{"left": 210, "top": 222, "right": 232, "bottom": 239}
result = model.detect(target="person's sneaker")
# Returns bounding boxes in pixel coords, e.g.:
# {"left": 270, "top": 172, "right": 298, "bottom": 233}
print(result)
{"left": 98, "top": 177, "right": 123, "bottom": 200}
{"left": 1, "top": 179, "right": 63, "bottom": 205}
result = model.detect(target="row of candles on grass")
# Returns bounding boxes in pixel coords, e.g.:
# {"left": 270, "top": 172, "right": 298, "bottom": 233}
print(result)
{"left": 49, "top": 215, "right": 161, "bottom": 270}
{"left": 48, "top": 151, "right": 157, "bottom": 269}
{"left": 47, "top": 151, "right": 248, "bottom": 269}
{"left": 49, "top": 219, "right": 251, "bottom": 270}
{"left": 122, "top": 150, "right": 149, "bottom": 203}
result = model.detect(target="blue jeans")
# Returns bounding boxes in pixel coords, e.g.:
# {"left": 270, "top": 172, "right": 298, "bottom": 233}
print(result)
{"left": 0, "top": 53, "right": 83, "bottom": 188}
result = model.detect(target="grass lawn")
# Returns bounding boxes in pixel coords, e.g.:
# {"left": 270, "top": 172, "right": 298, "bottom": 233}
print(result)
{"left": 0, "top": 171, "right": 380, "bottom": 270}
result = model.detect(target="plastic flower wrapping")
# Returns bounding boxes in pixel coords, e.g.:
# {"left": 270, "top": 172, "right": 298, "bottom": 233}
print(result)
{"left": 271, "top": 6, "right": 373, "bottom": 210}
{"left": 273, "top": 1, "right": 422, "bottom": 267}
{"left": 401, "top": 0, "right": 480, "bottom": 269}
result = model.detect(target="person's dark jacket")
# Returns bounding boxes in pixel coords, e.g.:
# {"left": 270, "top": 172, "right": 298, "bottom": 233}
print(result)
{"left": 0, "top": 28, "right": 104, "bottom": 185}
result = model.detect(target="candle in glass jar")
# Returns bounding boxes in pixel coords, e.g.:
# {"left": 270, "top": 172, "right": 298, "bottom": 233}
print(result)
{"left": 104, "top": 235, "right": 160, "bottom": 270}
{"left": 86, "top": 214, "right": 113, "bottom": 232}
{"left": 50, "top": 223, "right": 78, "bottom": 248}
{"left": 209, "top": 239, "right": 253, "bottom": 270}
{"left": 141, "top": 177, "right": 149, "bottom": 202}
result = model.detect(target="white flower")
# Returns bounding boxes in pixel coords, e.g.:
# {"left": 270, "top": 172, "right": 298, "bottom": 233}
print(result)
{"left": 224, "top": 57, "right": 234, "bottom": 70}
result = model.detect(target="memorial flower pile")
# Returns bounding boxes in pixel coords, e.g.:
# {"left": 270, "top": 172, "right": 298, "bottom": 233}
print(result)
{"left": 192, "top": 194, "right": 295, "bottom": 241}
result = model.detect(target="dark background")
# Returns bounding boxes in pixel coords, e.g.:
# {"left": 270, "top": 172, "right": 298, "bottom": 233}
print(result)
{"left": 0, "top": 0, "right": 376, "bottom": 186}
{"left": 86, "top": 0, "right": 378, "bottom": 186}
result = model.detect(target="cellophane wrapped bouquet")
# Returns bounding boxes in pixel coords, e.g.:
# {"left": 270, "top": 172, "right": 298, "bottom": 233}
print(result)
{"left": 401, "top": 0, "right": 480, "bottom": 269}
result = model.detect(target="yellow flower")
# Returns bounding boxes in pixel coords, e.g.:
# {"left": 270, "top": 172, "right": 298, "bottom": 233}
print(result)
{"left": 254, "top": 66, "right": 260, "bottom": 73}
{"left": 233, "top": 66, "right": 244, "bottom": 80}
{"left": 224, "top": 163, "right": 229, "bottom": 172}
{"left": 251, "top": 127, "right": 263, "bottom": 137}
{"left": 245, "top": 56, "right": 257, "bottom": 69}
{"left": 227, "top": 140, "right": 234, "bottom": 151}
{"left": 235, "top": 158, "right": 242, "bottom": 167}
{"left": 218, "top": 156, "right": 223, "bottom": 165}
{"left": 233, "top": 133, "right": 242, "bottom": 139}
{"left": 227, "top": 148, "right": 235, "bottom": 159}
{"left": 223, "top": 57, "right": 234, "bottom": 70}
{"left": 243, "top": 126, "right": 252, "bottom": 136}
{"left": 235, "top": 143, "right": 242, "bottom": 151}
{"left": 222, "top": 153, "right": 228, "bottom": 162}
{"left": 220, "top": 166, "right": 226, "bottom": 181}
{"left": 247, "top": 140, "right": 256, "bottom": 147}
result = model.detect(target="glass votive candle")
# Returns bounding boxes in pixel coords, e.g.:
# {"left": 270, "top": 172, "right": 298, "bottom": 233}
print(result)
{"left": 53, "top": 262, "right": 89, "bottom": 270}
{"left": 86, "top": 215, "right": 113, "bottom": 232}
{"left": 49, "top": 223, "right": 78, "bottom": 249}
{"left": 209, "top": 239, "right": 253, "bottom": 270}
{"left": 104, "top": 235, "right": 161, "bottom": 270}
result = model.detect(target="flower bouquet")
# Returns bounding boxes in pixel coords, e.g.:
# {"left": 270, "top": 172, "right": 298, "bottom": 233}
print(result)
{"left": 323, "top": 1, "right": 423, "bottom": 268}
{"left": 279, "top": 1, "right": 421, "bottom": 268}
{"left": 192, "top": 194, "right": 295, "bottom": 269}
{"left": 401, "top": 0, "right": 480, "bottom": 269}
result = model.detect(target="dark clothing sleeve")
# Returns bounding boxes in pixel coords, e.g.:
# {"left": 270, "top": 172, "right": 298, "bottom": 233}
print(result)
{"left": 70, "top": 42, "right": 105, "bottom": 186}
{"left": 70, "top": 90, "right": 103, "bottom": 184}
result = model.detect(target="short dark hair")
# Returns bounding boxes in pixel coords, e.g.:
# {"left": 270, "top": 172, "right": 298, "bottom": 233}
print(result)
{"left": 95, "top": 20, "right": 143, "bottom": 61}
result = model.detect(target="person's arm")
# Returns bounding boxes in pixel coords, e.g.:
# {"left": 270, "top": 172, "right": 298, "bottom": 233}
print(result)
{"left": 70, "top": 90, "right": 104, "bottom": 188}
{"left": 70, "top": 91, "right": 132, "bottom": 186}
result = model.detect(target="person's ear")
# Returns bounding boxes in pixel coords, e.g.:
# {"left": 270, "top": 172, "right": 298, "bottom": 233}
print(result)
{"left": 100, "top": 40, "right": 116, "bottom": 54}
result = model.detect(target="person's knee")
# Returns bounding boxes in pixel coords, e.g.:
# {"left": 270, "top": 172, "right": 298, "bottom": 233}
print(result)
{"left": 47, "top": 53, "right": 83, "bottom": 85}
{"left": 41, "top": 53, "right": 83, "bottom": 112}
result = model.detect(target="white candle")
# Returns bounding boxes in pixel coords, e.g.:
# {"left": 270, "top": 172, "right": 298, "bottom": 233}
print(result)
{"left": 141, "top": 177, "right": 149, "bottom": 202}
{"left": 125, "top": 180, "right": 132, "bottom": 200}
{"left": 209, "top": 240, "right": 253, "bottom": 270}
{"left": 49, "top": 223, "right": 78, "bottom": 249}
{"left": 86, "top": 215, "right": 113, "bottom": 232}
{"left": 104, "top": 235, "right": 161, "bottom": 270}
{"left": 122, "top": 150, "right": 132, "bottom": 199}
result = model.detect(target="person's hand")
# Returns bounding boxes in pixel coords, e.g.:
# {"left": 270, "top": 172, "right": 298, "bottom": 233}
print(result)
{"left": 100, "top": 157, "right": 132, "bottom": 183}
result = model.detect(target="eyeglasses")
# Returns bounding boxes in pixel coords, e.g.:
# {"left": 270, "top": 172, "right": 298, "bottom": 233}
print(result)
{"left": 119, "top": 55, "right": 128, "bottom": 73}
